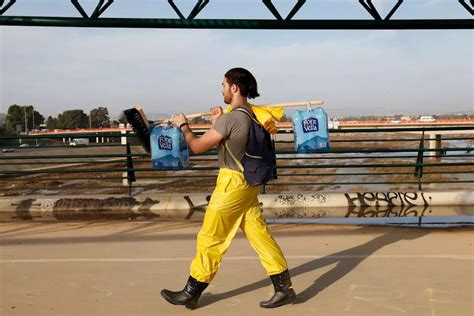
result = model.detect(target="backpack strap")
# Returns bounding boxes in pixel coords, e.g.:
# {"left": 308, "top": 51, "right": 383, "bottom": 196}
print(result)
{"left": 223, "top": 106, "right": 253, "bottom": 173}
{"left": 235, "top": 107, "right": 261, "bottom": 125}
{"left": 224, "top": 142, "right": 244, "bottom": 172}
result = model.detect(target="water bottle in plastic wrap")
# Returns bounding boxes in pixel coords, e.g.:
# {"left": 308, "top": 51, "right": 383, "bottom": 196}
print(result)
{"left": 292, "top": 107, "right": 330, "bottom": 153}
{"left": 151, "top": 124, "right": 189, "bottom": 169}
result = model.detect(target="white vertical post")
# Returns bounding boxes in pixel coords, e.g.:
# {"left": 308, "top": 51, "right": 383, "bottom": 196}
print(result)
{"left": 121, "top": 128, "right": 128, "bottom": 186}
{"left": 428, "top": 133, "right": 442, "bottom": 159}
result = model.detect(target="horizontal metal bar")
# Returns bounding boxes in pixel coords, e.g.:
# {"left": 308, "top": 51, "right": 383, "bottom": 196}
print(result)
{"left": 277, "top": 138, "right": 422, "bottom": 143}
{"left": 0, "top": 174, "right": 219, "bottom": 181}
{"left": 1, "top": 125, "right": 471, "bottom": 140}
{"left": 3, "top": 148, "right": 471, "bottom": 158}
{"left": 0, "top": 166, "right": 219, "bottom": 174}
{"left": 1, "top": 162, "right": 473, "bottom": 175}
{"left": 275, "top": 170, "right": 474, "bottom": 177}
{"left": 0, "top": 154, "right": 142, "bottom": 160}
{"left": 316, "top": 126, "right": 474, "bottom": 133}
{"left": 8, "top": 180, "right": 473, "bottom": 191}
{"left": 277, "top": 162, "right": 474, "bottom": 169}
{"left": 0, "top": 160, "right": 128, "bottom": 165}
{"left": 276, "top": 137, "right": 474, "bottom": 143}
{"left": 276, "top": 147, "right": 473, "bottom": 154}
{"left": 267, "top": 180, "right": 474, "bottom": 186}
{"left": 3, "top": 169, "right": 473, "bottom": 181}
{"left": 0, "top": 16, "right": 472, "bottom": 30}
{"left": 0, "top": 135, "right": 126, "bottom": 140}
{"left": 275, "top": 155, "right": 420, "bottom": 160}
{"left": 276, "top": 172, "right": 414, "bottom": 177}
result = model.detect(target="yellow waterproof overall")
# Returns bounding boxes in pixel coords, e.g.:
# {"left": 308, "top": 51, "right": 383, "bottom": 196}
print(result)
{"left": 189, "top": 168, "right": 288, "bottom": 283}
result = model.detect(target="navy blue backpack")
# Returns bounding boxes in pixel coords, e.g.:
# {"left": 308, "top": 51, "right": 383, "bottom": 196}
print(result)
{"left": 225, "top": 107, "right": 276, "bottom": 186}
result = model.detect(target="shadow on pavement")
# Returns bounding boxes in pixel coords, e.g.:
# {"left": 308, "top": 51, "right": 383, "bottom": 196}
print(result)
{"left": 199, "top": 229, "right": 429, "bottom": 308}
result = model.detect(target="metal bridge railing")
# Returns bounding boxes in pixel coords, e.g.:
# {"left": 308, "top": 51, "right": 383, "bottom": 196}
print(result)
{"left": 0, "top": 126, "right": 472, "bottom": 195}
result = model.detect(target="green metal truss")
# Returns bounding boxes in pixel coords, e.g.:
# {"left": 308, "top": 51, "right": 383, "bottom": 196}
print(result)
{"left": 0, "top": 0, "right": 472, "bottom": 29}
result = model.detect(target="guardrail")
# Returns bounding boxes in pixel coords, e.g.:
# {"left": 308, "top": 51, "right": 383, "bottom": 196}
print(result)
{"left": 1, "top": 126, "right": 473, "bottom": 195}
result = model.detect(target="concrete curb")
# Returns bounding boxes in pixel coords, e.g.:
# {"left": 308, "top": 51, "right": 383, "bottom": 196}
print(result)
{"left": 0, "top": 190, "right": 472, "bottom": 221}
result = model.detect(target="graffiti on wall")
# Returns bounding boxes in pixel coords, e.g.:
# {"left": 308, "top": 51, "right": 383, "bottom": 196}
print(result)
{"left": 49, "top": 197, "right": 161, "bottom": 220}
{"left": 345, "top": 192, "right": 431, "bottom": 207}
{"left": 7, "top": 191, "right": 435, "bottom": 220}
{"left": 276, "top": 194, "right": 329, "bottom": 206}
{"left": 344, "top": 192, "right": 432, "bottom": 218}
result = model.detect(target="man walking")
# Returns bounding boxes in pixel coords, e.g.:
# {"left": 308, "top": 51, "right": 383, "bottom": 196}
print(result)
{"left": 162, "top": 67, "right": 296, "bottom": 309}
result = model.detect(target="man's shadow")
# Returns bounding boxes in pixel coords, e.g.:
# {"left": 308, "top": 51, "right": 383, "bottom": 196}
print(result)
{"left": 200, "top": 228, "right": 428, "bottom": 307}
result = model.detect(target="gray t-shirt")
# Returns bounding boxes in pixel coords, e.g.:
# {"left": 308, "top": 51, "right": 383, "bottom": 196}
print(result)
{"left": 212, "top": 106, "right": 251, "bottom": 171}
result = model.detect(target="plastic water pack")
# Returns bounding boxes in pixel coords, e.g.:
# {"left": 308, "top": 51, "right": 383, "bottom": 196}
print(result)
{"left": 150, "top": 124, "right": 189, "bottom": 170}
{"left": 292, "top": 107, "right": 330, "bottom": 153}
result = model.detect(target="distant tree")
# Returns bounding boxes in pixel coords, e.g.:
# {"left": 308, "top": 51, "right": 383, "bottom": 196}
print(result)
{"left": 32, "top": 109, "right": 45, "bottom": 129}
{"left": 5, "top": 104, "right": 23, "bottom": 132}
{"left": 5, "top": 105, "right": 44, "bottom": 132}
{"left": 118, "top": 111, "right": 128, "bottom": 124}
{"left": 0, "top": 125, "right": 16, "bottom": 145}
{"left": 46, "top": 116, "right": 58, "bottom": 130}
{"left": 89, "top": 107, "right": 110, "bottom": 128}
{"left": 189, "top": 116, "right": 210, "bottom": 124}
{"left": 280, "top": 114, "right": 291, "bottom": 122}
{"left": 57, "top": 110, "right": 88, "bottom": 129}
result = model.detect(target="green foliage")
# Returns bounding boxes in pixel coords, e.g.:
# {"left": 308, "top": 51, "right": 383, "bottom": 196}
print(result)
{"left": 5, "top": 104, "right": 44, "bottom": 133}
{"left": 57, "top": 109, "right": 88, "bottom": 129}
{"left": 188, "top": 116, "right": 210, "bottom": 124}
{"left": 118, "top": 111, "right": 128, "bottom": 124}
{"left": 6, "top": 104, "right": 23, "bottom": 132}
{"left": 280, "top": 114, "right": 291, "bottom": 122}
{"left": 90, "top": 106, "right": 110, "bottom": 128}
{"left": 46, "top": 116, "right": 58, "bottom": 130}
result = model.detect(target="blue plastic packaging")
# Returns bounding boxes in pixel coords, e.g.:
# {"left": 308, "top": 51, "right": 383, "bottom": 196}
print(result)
{"left": 292, "top": 107, "right": 330, "bottom": 153}
{"left": 150, "top": 123, "right": 189, "bottom": 170}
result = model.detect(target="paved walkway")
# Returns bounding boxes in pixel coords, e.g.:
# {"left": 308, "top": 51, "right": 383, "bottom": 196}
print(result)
{"left": 0, "top": 221, "right": 473, "bottom": 316}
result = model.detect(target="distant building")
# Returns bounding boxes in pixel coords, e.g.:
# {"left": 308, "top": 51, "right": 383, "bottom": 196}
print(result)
{"left": 328, "top": 118, "right": 340, "bottom": 129}
{"left": 419, "top": 116, "right": 435, "bottom": 122}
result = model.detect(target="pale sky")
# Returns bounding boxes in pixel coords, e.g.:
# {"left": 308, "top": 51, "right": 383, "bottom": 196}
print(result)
{"left": 0, "top": 0, "right": 472, "bottom": 119}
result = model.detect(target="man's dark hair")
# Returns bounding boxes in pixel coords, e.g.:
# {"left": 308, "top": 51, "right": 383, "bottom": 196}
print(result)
{"left": 224, "top": 68, "right": 260, "bottom": 99}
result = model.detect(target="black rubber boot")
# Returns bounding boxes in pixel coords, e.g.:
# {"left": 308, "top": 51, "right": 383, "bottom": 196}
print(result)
{"left": 161, "top": 276, "right": 209, "bottom": 310}
{"left": 260, "top": 269, "right": 296, "bottom": 308}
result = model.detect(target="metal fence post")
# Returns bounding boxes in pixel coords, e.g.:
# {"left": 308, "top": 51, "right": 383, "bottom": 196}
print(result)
{"left": 414, "top": 131, "right": 425, "bottom": 191}
{"left": 126, "top": 141, "right": 136, "bottom": 196}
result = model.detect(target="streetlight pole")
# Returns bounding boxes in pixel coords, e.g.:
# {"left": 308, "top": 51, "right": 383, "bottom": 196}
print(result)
{"left": 24, "top": 107, "right": 27, "bottom": 134}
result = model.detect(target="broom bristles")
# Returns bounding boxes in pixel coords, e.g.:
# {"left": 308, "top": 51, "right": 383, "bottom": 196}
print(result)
{"left": 123, "top": 106, "right": 152, "bottom": 154}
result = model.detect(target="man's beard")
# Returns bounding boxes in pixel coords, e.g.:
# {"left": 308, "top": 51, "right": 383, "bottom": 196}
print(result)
{"left": 223, "top": 93, "right": 232, "bottom": 104}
